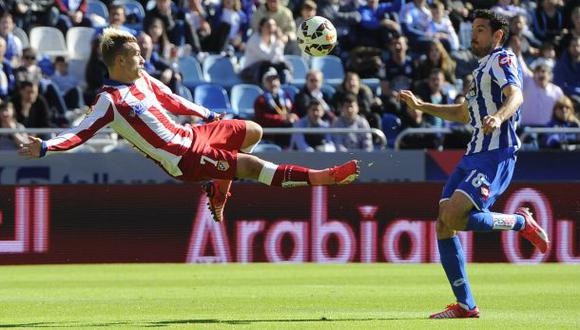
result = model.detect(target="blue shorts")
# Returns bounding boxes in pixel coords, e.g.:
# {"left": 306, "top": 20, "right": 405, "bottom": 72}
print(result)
{"left": 440, "top": 147, "right": 517, "bottom": 211}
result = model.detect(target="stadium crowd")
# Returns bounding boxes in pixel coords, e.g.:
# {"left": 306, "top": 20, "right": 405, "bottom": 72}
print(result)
{"left": 0, "top": 0, "right": 579, "bottom": 152}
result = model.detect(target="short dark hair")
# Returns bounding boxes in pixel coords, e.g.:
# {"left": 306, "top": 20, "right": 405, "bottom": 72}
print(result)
{"left": 307, "top": 99, "right": 322, "bottom": 109}
{"left": 340, "top": 93, "right": 358, "bottom": 107}
{"left": 429, "top": 68, "right": 444, "bottom": 78}
{"left": 472, "top": 9, "right": 510, "bottom": 45}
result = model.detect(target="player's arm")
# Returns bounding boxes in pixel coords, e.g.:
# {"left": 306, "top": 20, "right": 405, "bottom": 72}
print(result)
{"left": 482, "top": 85, "right": 523, "bottom": 135}
{"left": 142, "top": 71, "right": 222, "bottom": 121}
{"left": 18, "top": 94, "right": 114, "bottom": 159}
{"left": 399, "top": 90, "right": 470, "bottom": 124}
{"left": 482, "top": 52, "right": 524, "bottom": 135}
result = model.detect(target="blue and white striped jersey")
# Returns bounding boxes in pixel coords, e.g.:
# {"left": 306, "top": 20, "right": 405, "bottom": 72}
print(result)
{"left": 465, "top": 48, "right": 523, "bottom": 155}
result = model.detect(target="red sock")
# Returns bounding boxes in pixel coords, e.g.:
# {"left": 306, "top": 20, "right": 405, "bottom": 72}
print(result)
{"left": 271, "top": 164, "right": 311, "bottom": 187}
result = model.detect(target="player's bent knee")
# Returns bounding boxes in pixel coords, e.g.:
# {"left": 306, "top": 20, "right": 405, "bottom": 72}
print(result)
{"left": 439, "top": 205, "right": 466, "bottom": 231}
{"left": 245, "top": 121, "right": 263, "bottom": 141}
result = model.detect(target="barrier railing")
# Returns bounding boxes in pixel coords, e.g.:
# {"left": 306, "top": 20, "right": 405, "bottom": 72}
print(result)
{"left": 394, "top": 128, "right": 452, "bottom": 150}
{"left": 519, "top": 127, "right": 580, "bottom": 142}
{"left": 0, "top": 127, "right": 387, "bottom": 150}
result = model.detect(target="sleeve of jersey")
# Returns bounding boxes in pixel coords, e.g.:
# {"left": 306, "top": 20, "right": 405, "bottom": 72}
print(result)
{"left": 143, "top": 72, "right": 212, "bottom": 119}
{"left": 491, "top": 52, "right": 522, "bottom": 90}
{"left": 41, "top": 94, "right": 114, "bottom": 157}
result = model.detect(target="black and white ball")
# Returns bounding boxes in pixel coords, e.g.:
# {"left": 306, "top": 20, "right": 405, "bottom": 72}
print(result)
{"left": 297, "top": 16, "right": 337, "bottom": 57}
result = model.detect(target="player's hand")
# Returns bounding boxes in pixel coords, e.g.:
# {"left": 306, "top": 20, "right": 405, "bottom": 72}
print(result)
{"left": 398, "top": 90, "right": 423, "bottom": 111}
{"left": 482, "top": 115, "right": 502, "bottom": 135}
{"left": 17, "top": 136, "right": 43, "bottom": 159}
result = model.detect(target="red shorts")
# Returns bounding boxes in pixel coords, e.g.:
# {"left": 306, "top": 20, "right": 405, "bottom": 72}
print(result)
{"left": 176, "top": 119, "right": 246, "bottom": 182}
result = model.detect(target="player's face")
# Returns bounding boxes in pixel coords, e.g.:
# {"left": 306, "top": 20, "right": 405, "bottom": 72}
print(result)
{"left": 471, "top": 18, "right": 496, "bottom": 58}
{"left": 122, "top": 42, "right": 145, "bottom": 80}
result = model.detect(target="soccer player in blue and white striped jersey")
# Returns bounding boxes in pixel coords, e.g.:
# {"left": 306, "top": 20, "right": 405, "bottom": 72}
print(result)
{"left": 400, "top": 10, "right": 550, "bottom": 319}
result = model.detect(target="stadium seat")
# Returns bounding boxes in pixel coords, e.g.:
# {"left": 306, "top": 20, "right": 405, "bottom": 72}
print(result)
{"left": 253, "top": 142, "right": 283, "bottom": 152}
{"left": 230, "top": 84, "right": 263, "bottom": 119}
{"left": 320, "top": 84, "right": 336, "bottom": 99}
{"left": 177, "top": 56, "right": 206, "bottom": 88}
{"left": 284, "top": 55, "right": 308, "bottom": 86}
{"left": 178, "top": 84, "right": 193, "bottom": 102}
{"left": 281, "top": 84, "right": 299, "bottom": 102}
{"left": 87, "top": 0, "right": 109, "bottom": 22}
{"left": 194, "top": 84, "right": 232, "bottom": 114}
{"left": 310, "top": 55, "right": 345, "bottom": 86}
{"left": 12, "top": 27, "right": 29, "bottom": 48}
{"left": 202, "top": 55, "right": 241, "bottom": 87}
{"left": 361, "top": 78, "right": 380, "bottom": 92}
{"left": 29, "top": 27, "right": 68, "bottom": 58}
{"left": 381, "top": 113, "right": 402, "bottom": 149}
{"left": 67, "top": 27, "right": 96, "bottom": 60}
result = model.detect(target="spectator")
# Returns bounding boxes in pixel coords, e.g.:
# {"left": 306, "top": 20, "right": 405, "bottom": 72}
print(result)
{"left": 147, "top": 17, "right": 173, "bottom": 61}
{"left": 146, "top": 0, "right": 202, "bottom": 53}
{"left": 295, "top": 0, "right": 316, "bottom": 30}
{"left": 317, "top": 0, "right": 361, "bottom": 51}
{"left": 290, "top": 99, "right": 335, "bottom": 152}
{"left": 294, "top": 69, "right": 334, "bottom": 120}
{"left": 381, "top": 34, "right": 416, "bottom": 92}
{"left": 491, "top": 0, "right": 528, "bottom": 18}
{"left": 532, "top": 0, "right": 565, "bottom": 43}
{"left": 253, "top": 67, "right": 298, "bottom": 147}
{"left": 333, "top": 71, "right": 381, "bottom": 131}
{"left": 509, "top": 14, "right": 541, "bottom": 58}
{"left": 84, "top": 36, "right": 108, "bottom": 104}
{"left": 559, "top": 6, "right": 580, "bottom": 54}
{"left": 240, "top": 18, "right": 291, "bottom": 84}
{"left": 331, "top": 93, "right": 373, "bottom": 152}
{"left": 184, "top": 0, "right": 230, "bottom": 53}
{"left": 137, "top": 32, "right": 180, "bottom": 93}
{"left": 415, "top": 40, "right": 457, "bottom": 85}
{"left": 398, "top": 99, "right": 444, "bottom": 150}
{"left": 0, "top": 37, "right": 15, "bottom": 100}
{"left": 54, "top": 0, "right": 93, "bottom": 35}
{"left": 356, "top": 0, "right": 402, "bottom": 48}
{"left": 427, "top": 1, "right": 460, "bottom": 52}
{"left": 11, "top": 80, "right": 51, "bottom": 129}
{"left": 14, "top": 47, "right": 42, "bottom": 85}
{"left": 251, "top": 0, "right": 298, "bottom": 54}
{"left": 0, "top": 101, "right": 28, "bottom": 150}
{"left": 0, "top": 12, "right": 22, "bottom": 64}
{"left": 553, "top": 36, "right": 580, "bottom": 103}
{"left": 400, "top": 0, "right": 432, "bottom": 51}
{"left": 414, "top": 68, "right": 453, "bottom": 117}
{"left": 521, "top": 60, "right": 564, "bottom": 127}
{"left": 217, "top": 0, "right": 249, "bottom": 52}
{"left": 543, "top": 95, "right": 580, "bottom": 149}
{"left": 95, "top": 3, "right": 139, "bottom": 36}
{"left": 529, "top": 41, "right": 557, "bottom": 75}
{"left": 50, "top": 56, "right": 84, "bottom": 110}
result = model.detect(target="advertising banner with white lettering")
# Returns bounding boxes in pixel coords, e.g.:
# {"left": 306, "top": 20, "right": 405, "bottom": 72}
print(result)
{"left": 0, "top": 184, "right": 577, "bottom": 264}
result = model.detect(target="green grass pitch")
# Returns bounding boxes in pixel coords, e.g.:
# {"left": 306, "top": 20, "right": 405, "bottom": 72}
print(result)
{"left": 0, "top": 264, "right": 578, "bottom": 329}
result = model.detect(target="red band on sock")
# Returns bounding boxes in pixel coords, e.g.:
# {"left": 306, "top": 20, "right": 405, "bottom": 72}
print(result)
{"left": 270, "top": 164, "right": 311, "bottom": 186}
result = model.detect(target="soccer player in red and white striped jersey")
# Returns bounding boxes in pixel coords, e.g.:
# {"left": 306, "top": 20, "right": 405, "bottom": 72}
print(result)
{"left": 18, "top": 28, "right": 359, "bottom": 222}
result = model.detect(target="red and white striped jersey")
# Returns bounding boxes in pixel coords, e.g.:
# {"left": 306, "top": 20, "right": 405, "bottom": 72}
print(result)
{"left": 42, "top": 71, "right": 212, "bottom": 177}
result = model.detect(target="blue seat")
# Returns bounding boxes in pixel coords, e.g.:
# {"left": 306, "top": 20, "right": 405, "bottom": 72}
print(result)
{"left": 320, "top": 84, "right": 336, "bottom": 99}
{"left": 284, "top": 55, "right": 308, "bottom": 87}
{"left": 281, "top": 84, "right": 300, "bottom": 102}
{"left": 253, "top": 142, "right": 283, "bottom": 152}
{"left": 381, "top": 113, "right": 402, "bottom": 149}
{"left": 361, "top": 78, "right": 381, "bottom": 92}
{"left": 202, "top": 55, "right": 242, "bottom": 87}
{"left": 178, "top": 84, "right": 193, "bottom": 102}
{"left": 117, "top": 0, "right": 145, "bottom": 31}
{"left": 87, "top": 0, "right": 109, "bottom": 21}
{"left": 194, "top": 84, "right": 232, "bottom": 114}
{"left": 311, "top": 55, "right": 345, "bottom": 87}
{"left": 230, "top": 84, "right": 263, "bottom": 119}
{"left": 177, "top": 56, "right": 206, "bottom": 88}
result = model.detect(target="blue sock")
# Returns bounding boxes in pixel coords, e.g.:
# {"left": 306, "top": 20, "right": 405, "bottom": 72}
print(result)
{"left": 438, "top": 236, "right": 476, "bottom": 310}
{"left": 466, "top": 211, "right": 525, "bottom": 232}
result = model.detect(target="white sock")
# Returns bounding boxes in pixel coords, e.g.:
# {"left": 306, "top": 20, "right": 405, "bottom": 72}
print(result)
{"left": 257, "top": 162, "right": 277, "bottom": 185}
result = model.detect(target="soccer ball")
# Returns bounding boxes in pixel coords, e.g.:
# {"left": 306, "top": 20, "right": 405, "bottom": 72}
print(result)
{"left": 297, "top": 16, "right": 337, "bottom": 57}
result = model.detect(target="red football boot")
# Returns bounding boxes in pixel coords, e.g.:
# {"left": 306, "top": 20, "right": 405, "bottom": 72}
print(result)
{"left": 516, "top": 207, "right": 550, "bottom": 253}
{"left": 429, "top": 303, "right": 480, "bottom": 319}
{"left": 329, "top": 160, "right": 360, "bottom": 185}
{"left": 202, "top": 181, "right": 231, "bottom": 222}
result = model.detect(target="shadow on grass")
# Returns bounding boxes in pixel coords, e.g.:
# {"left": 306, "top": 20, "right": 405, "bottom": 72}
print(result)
{"left": 0, "top": 316, "right": 426, "bottom": 328}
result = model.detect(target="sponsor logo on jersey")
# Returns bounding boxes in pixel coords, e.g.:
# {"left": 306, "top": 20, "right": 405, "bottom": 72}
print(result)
{"left": 498, "top": 54, "right": 512, "bottom": 67}
{"left": 481, "top": 185, "right": 490, "bottom": 201}
{"left": 216, "top": 160, "right": 229, "bottom": 172}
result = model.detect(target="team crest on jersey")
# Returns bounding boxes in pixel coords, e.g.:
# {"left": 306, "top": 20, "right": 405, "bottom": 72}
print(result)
{"left": 85, "top": 106, "right": 94, "bottom": 117}
{"left": 481, "top": 185, "right": 490, "bottom": 201}
{"left": 129, "top": 103, "right": 147, "bottom": 117}
{"left": 498, "top": 54, "right": 512, "bottom": 67}
{"left": 216, "top": 160, "right": 230, "bottom": 172}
